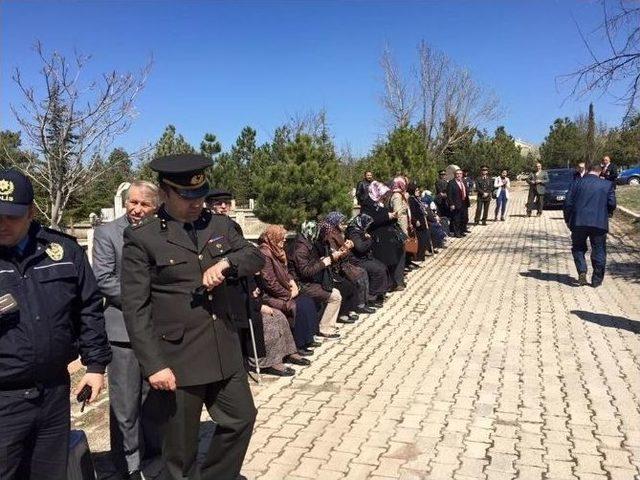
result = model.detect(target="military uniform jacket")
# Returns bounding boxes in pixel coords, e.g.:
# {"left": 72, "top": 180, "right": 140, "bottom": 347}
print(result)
{"left": 121, "top": 207, "right": 265, "bottom": 387}
{"left": 475, "top": 176, "right": 493, "bottom": 201}
{"left": 0, "top": 223, "right": 111, "bottom": 388}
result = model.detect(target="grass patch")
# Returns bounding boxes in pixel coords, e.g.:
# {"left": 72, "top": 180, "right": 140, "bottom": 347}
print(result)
{"left": 617, "top": 185, "right": 640, "bottom": 213}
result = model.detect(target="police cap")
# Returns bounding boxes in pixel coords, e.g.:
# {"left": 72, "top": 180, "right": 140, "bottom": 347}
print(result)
{"left": 0, "top": 169, "right": 34, "bottom": 216}
{"left": 205, "top": 189, "right": 233, "bottom": 203}
{"left": 150, "top": 154, "right": 212, "bottom": 199}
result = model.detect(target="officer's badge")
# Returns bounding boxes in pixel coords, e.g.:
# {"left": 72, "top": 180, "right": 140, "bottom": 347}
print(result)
{"left": 190, "top": 174, "right": 204, "bottom": 186}
{"left": 46, "top": 243, "right": 64, "bottom": 261}
{"left": 0, "top": 180, "right": 15, "bottom": 200}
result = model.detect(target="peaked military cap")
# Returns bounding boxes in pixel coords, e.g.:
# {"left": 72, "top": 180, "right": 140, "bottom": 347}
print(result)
{"left": 150, "top": 154, "right": 212, "bottom": 199}
{"left": 205, "top": 189, "right": 234, "bottom": 203}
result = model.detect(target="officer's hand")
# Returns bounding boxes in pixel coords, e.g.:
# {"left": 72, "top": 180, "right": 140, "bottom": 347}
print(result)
{"left": 202, "top": 260, "right": 230, "bottom": 290}
{"left": 74, "top": 372, "right": 104, "bottom": 403}
{"left": 149, "top": 368, "right": 177, "bottom": 391}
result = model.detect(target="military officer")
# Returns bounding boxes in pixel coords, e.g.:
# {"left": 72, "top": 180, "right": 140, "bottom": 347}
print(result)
{"left": 121, "top": 154, "right": 265, "bottom": 480}
{"left": 434, "top": 170, "right": 449, "bottom": 218}
{"left": 205, "top": 188, "right": 234, "bottom": 215}
{"left": 0, "top": 170, "right": 111, "bottom": 480}
{"left": 474, "top": 165, "right": 493, "bottom": 226}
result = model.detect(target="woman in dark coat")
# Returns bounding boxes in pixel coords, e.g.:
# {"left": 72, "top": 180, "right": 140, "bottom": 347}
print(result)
{"left": 258, "top": 225, "right": 319, "bottom": 358}
{"left": 318, "top": 212, "right": 375, "bottom": 314}
{"left": 360, "top": 181, "right": 406, "bottom": 290}
{"left": 344, "top": 213, "right": 390, "bottom": 304}
{"left": 407, "top": 183, "right": 431, "bottom": 261}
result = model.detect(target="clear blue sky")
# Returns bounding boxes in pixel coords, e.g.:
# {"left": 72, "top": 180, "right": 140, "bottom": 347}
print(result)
{"left": 0, "top": 0, "right": 628, "bottom": 158}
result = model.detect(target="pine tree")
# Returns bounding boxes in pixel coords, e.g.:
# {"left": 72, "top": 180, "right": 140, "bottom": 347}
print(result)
{"left": 585, "top": 103, "right": 596, "bottom": 166}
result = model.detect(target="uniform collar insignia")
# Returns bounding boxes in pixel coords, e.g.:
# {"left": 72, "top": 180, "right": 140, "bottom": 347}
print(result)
{"left": 46, "top": 242, "right": 64, "bottom": 261}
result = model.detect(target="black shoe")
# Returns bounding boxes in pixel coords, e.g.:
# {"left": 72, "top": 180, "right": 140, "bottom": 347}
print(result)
{"left": 307, "top": 341, "right": 323, "bottom": 348}
{"left": 348, "top": 312, "right": 359, "bottom": 320}
{"left": 371, "top": 301, "right": 384, "bottom": 309}
{"left": 317, "top": 332, "right": 340, "bottom": 339}
{"left": 578, "top": 272, "right": 588, "bottom": 286}
{"left": 356, "top": 306, "right": 376, "bottom": 314}
{"left": 454, "top": 233, "right": 463, "bottom": 238}
{"left": 482, "top": 221, "right": 487, "bottom": 226}
{"left": 263, "top": 366, "right": 295, "bottom": 377}
{"left": 501, "top": 217, "right": 505, "bottom": 221}
{"left": 284, "top": 355, "right": 311, "bottom": 366}
{"left": 536, "top": 211, "right": 542, "bottom": 216}
{"left": 394, "top": 284, "right": 406, "bottom": 291}
{"left": 591, "top": 276, "right": 603, "bottom": 288}
{"left": 127, "top": 471, "right": 145, "bottom": 480}
{"left": 527, "top": 212, "right": 532, "bottom": 217}
{"left": 461, "top": 233, "right": 467, "bottom": 237}
{"left": 297, "top": 348, "right": 314, "bottom": 356}
{"left": 338, "top": 316, "right": 356, "bottom": 324}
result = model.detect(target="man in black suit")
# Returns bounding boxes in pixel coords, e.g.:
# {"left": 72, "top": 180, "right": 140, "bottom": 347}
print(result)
{"left": 355, "top": 171, "right": 374, "bottom": 206}
{"left": 92, "top": 180, "right": 160, "bottom": 480}
{"left": 600, "top": 155, "right": 618, "bottom": 185}
{"left": 564, "top": 162, "right": 616, "bottom": 287}
{"left": 434, "top": 170, "right": 449, "bottom": 218}
{"left": 447, "top": 169, "right": 471, "bottom": 237}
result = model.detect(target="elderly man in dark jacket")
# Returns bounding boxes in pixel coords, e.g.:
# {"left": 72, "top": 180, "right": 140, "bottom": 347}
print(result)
{"left": 564, "top": 162, "right": 616, "bottom": 287}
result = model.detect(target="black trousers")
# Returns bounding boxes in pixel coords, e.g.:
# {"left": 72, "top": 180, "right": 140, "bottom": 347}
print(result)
{"left": 571, "top": 226, "right": 607, "bottom": 284}
{"left": 0, "top": 381, "right": 70, "bottom": 480}
{"left": 474, "top": 199, "right": 491, "bottom": 224}
{"left": 159, "top": 370, "right": 256, "bottom": 480}
{"left": 451, "top": 207, "right": 468, "bottom": 235}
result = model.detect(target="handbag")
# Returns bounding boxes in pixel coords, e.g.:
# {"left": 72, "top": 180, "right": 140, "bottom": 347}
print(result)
{"left": 405, "top": 236, "right": 419, "bottom": 254}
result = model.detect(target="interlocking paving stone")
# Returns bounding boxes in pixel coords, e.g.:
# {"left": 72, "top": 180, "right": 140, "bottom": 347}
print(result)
{"left": 78, "top": 187, "right": 640, "bottom": 479}
{"left": 239, "top": 188, "right": 640, "bottom": 479}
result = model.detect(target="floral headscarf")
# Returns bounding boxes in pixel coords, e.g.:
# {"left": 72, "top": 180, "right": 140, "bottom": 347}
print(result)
{"left": 300, "top": 220, "right": 318, "bottom": 242}
{"left": 368, "top": 181, "right": 390, "bottom": 203}
{"left": 347, "top": 213, "right": 374, "bottom": 233}
{"left": 319, "top": 211, "right": 346, "bottom": 240}
{"left": 259, "top": 225, "right": 288, "bottom": 264}
{"left": 393, "top": 176, "right": 407, "bottom": 192}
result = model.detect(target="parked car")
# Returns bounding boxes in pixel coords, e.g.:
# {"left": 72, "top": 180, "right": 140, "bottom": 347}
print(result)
{"left": 617, "top": 165, "right": 640, "bottom": 186}
{"left": 543, "top": 168, "right": 575, "bottom": 208}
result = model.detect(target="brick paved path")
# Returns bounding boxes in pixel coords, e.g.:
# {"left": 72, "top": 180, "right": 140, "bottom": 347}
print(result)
{"left": 240, "top": 188, "right": 640, "bottom": 480}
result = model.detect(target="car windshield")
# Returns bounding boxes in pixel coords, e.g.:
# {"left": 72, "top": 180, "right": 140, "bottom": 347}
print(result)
{"left": 548, "top": 170, "right": 573, "bottom": 183}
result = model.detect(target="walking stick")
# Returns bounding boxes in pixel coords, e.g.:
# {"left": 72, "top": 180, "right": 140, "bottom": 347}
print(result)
{"left": 247, "top": 316, "right": 262, "bottom": 385}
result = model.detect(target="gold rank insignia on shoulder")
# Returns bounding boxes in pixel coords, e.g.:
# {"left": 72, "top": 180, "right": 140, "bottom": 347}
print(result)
{"left": 46, "top": 242, "right": 64, "bottom": 261}
{"left": 0, "top": 179, "right": 15, "bottom": 200}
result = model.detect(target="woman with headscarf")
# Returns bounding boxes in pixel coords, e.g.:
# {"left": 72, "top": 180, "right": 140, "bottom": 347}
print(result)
{"left": 360, "top": 181, "right": 406, "bottom": 290}
{"left": 407, "top": 182, "right": 432, "bottom": 261}
{"left": 345, "top": 213, "right": 390, "bottom": 304}
{"left": 317, "top": 212, "right": 375, "bottom": 315}
{"left": 288, "top": 221, "right": 345, "bottom": 339}
{"left": 258, "top": 225, "right": 319, "bottom": 362}
{"left": 390, "top": 176, "right": 410, "bottom": 236}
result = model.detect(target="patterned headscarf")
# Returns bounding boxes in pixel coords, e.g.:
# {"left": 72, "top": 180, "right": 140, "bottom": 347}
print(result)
{"left": 368, "top": 181, "right": 390, "bottom": 203}
{"left": 259, "top": 224, "right": 288, "bottom": 264}
{"left": 319, "top": 211, "right": 346, "bottom": 240}
{"left": 347, "top": 213, "right": 374, "bottom": 233}
{"left": 300, "top": 220, "right": 318, "bottom": 242}
{"left": 393, "top": 176, "right": 407, "bottom": 192}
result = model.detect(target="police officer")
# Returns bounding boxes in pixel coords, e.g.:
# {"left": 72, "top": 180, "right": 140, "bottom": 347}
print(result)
{"left": 474, "top": 165, "right": 493, "bottom": 226}
{"left": 121, "top": 154, "right": 265, "bottom": 480}
{"left": 0, "top": 170, "right": 111, "bottom": 480}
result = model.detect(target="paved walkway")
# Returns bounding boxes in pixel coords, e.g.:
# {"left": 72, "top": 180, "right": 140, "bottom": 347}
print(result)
{"left": 240, "top": 188, "right": 640, "bottom": 480}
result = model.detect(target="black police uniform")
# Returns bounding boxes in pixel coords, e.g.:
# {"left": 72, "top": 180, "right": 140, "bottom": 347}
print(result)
{"left": 121, "top": 155, "right": 265, "bottom": 480}
{"left": 474, "top": 174, "right": 493, "bottom": 224}
{"left": 0, "top": 218, "right": 111, "bottom": 478}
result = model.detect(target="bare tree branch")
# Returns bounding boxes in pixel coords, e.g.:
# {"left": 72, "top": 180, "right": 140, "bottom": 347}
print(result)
{"left": 379, "top": 45, "right": 416, "bottom": 129}
{"left": 7, "top": 42, "right": 152, "bottom": 228}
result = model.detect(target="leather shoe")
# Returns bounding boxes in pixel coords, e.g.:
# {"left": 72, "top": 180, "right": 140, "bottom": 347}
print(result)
{"left": 263, "top": 366, "right": 295, "bottom": 377}
{"left": 297, "top": 348, "right": 313, "bottom": 356}
{"left": 307, "top": 341, "right": 323, "bottom": 348}
{"left": 348, "top": 312, "right": 359, "bottom": 320}
{"left": 356, "top": 306, "right": 376, "bottom": 314}
{"left": 578, "top": 272, "right": 588, "bottom": 286}
{"left": 338, "top": 316, "right": 356, "bottom": 324}
{"left": 317, "top": 332, "right": 340, "bottom": 339}
{"left": 284, "top": 355, "right": 311, "bottom": 366}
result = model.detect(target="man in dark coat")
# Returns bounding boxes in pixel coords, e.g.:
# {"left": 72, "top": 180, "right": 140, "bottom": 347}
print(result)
{"left": 121, "top": 154, "right": 265, "bottom": 480}
{"left": 447, "top": 169, "right": 471, "bottom": 237}
{"left": 600, "top": 156, "right": 618, "bottom": 186}
{"left": 0, "top": 170, "right": 111, "bottom": 480}
{"left": 355, "top": 171, "right": 374, "bottom": 206}
{"left": 474, "top": 165, "right": 493, "bottom": 226}
{"left": 434, "top": 170, "right": 449, "bottom": 218}
{"left": 564, "top": 162, "right": 616, "bottom": 287}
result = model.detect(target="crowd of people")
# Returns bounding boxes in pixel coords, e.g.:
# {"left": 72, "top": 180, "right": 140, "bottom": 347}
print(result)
{"left": 0, "top": 153, "right": 621, "bottom": 480}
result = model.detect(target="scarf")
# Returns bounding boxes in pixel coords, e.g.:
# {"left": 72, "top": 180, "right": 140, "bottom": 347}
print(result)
{"left": 259, "top": 224, "right": 288, "bottom": 264}
{"left": 300, "top": 220, "right": 318, "bottom": 242}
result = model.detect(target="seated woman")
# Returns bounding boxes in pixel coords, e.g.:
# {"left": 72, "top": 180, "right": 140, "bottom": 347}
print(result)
{"left": 361, "top": 181, "right": 406, "bottom": 290}
{"left": 407, "top": 182, "right": 431, "bottom": 261}
{"left": 318, "top": 212, "right": 375, "bottom": 315}
{"left": 344, "top": 213, "right": 390, "bottom": 305}
{"left": 258, "top": 225, "right": 320, "bottom": 358}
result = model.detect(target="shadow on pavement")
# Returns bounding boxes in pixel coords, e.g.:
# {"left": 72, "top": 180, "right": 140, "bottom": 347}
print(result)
{"left": 519, "top": 269, "right": 577, "bottom": 286}
{"left": 571, "top": 310, "right": 640, "bottom": 334}
{"left": 608, "top": 261, "right": 640, "bottom": 284}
